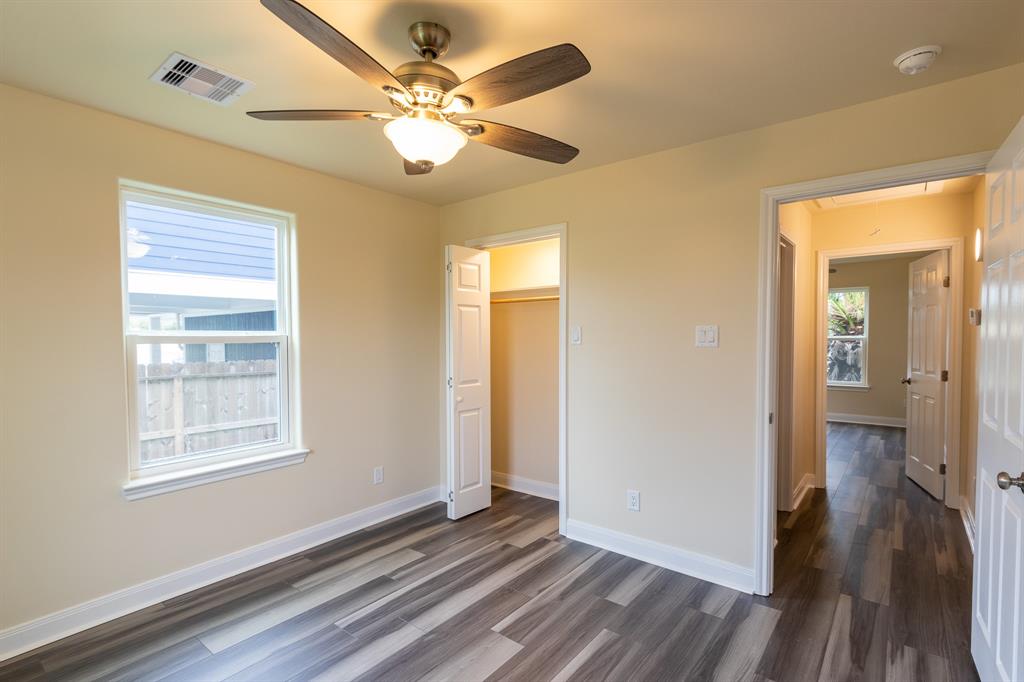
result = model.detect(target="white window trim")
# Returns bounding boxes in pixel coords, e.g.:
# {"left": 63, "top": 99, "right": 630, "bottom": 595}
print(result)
{"left": 118, "top": 180, "right": 305, "bottom": 499}
{"left": 826, "top": 286, "right": 870, "bottom": 389}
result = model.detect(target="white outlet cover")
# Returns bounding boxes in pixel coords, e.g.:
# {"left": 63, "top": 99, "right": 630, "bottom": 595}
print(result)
{"left": 696, "top": 325, "right": 719, "bottom": 348}
{"left": 570, "top": 325, "right": 583, "bottom": 345}
{"left": 626, "top": 489, "right": 640, "bottom": 511}
{"left": 372, "top": 466, "right": 383, "bottom": 485}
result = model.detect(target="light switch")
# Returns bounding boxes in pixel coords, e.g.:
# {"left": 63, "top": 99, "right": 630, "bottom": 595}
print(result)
{"left": 570, "top": 325, "right": 583, "bottom": 345}
{"left": 696, "top": 325, "right": 719, "bottom": 348}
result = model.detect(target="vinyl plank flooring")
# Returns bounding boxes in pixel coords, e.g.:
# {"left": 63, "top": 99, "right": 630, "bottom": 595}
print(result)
{"left": 6, "top": 425, "right": 978, "bottom": 682}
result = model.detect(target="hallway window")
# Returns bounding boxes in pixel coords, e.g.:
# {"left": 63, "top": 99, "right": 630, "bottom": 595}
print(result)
{"left": 827, "top": 287, "right": 868, "bottom": 387}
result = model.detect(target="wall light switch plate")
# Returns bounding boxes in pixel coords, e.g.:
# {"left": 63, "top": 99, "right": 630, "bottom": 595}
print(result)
{"left": 696, "top": 325, "right": 719, "bottom": 348}
{"left": 570, "top": 325, "right": 583, "bottom": 345}
{"left": 372, "top": 466, "right": 383, "bottom": 485}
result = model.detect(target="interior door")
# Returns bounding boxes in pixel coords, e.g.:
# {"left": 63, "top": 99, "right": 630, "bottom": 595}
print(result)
{"left": 972, "top": 116, "right": 1024, "bottom": 682}
{"left": 904, "top": 249, "right": 949, "bottom": 499}
{"left": 445, "top": 245, "right": 492, "bottom": 519}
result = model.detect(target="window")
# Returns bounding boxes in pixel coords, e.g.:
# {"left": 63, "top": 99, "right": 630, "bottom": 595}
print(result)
{"left": 827, "top": 287, "right": 869, "bottom": 387}
{"left": 120, "top": 182, "right": 302, "bottom": 495}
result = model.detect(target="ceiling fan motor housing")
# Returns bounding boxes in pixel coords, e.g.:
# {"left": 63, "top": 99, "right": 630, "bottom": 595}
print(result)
{"left": 394, "top": 60, "right": 460, "bottom": 106}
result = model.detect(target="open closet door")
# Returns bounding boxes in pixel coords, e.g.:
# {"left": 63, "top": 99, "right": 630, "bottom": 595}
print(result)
{"left": 445, "top": 245, "right": 492, "bottom": 519}
{"left": 972, "top": 116, "right": 1024, "bottom": 682}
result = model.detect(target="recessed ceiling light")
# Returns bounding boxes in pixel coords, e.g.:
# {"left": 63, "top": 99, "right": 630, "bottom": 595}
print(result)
{"left": 893, "top": 45, "right": 942, "bottom": 75}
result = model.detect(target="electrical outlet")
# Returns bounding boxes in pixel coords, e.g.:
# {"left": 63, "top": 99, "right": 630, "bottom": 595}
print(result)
{"left": 373, "top": 466, "right": 384, "bottom": 485}
{"left": 627, "top": 489, "right": 640, "bottom": 512}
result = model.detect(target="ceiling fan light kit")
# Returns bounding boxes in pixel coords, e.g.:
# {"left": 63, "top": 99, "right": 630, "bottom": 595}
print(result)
{"left": 384, "top": 112, "right": 467, "bottom": 166}
{"left": 249, "top": 0, "right": 590, "bottom": 175}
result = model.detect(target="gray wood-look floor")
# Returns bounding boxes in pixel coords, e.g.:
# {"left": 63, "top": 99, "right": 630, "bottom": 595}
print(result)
{"left": 1, "top": 424, "right": 977, "bottom": 681}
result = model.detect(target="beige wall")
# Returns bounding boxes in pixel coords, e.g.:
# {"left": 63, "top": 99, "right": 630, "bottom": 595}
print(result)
{"left": 490, "top": 238, "right": 560, "bottom": 292}
{"left": 440, "top": 65, "right": 1023, "bottom": 569}
{"left": 827, "top": 256, "right": 919, "bottom": 420}
{"left": 779, "top": 202, "right": 817, "bottom": 494}
{"left": 0, "top": 84, "right": 441, "bottom": 629}
{"left": 491, "top": 300, "right": 559, "bottom": 486}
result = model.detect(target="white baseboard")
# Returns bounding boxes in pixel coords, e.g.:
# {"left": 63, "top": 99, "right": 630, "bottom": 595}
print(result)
{"left": 827, "top": 412, "right": 906, "bottom": 428}
{"left": 565, "top": 519, "right": 755, "bottom": 594}
{"left": 491, "top": 471, "right": 559, "bottom": 501}
{"left": 792, "top": 473, "right": 816, "bottom": 510}
{"left": 0, "top": 485, "right": 443, "bottom": 662}
{"left": 960, "top": 496, "right": 976, "bottom": 554}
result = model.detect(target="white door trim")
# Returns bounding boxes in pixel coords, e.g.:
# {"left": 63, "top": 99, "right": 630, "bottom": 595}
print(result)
{"left": 817, "top": 239, "right": 962, "bottom": 504}
{"left": 465, "top": 223, "right": 568, "bottom": 535}
{"left": 754, "top": 150, "right": 992, "bottom": 596}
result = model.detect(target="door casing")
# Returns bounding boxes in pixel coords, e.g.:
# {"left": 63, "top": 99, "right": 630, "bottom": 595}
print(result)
{"left": 451, "top": 223, "right": 568, "bottom": 535}
{"left": 755, "top": 151, "right": 991, "bottom": 596}
{"left": 816, "top": 239, "right": 962, "bottom": 504}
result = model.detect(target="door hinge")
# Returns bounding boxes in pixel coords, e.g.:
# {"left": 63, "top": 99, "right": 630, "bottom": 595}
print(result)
{"left": 447, "top": 377, "right": 453, "bottom": 389}
{"left": 939, "top": 463, "right": 947, "bottom": 475}
{"left": 941, "top": 370, "right": 949, "bottom": 382}
{"left": 448, "top": 490, "right": 454, "bottom": 502}
{"left": 769, "top": 412, "right": 774, "bottom": 425}
{"left": 942, "top": 275, "right": 950, "bottom": 288}
{"left": 446, "top": 262, "right": 452, "bottom": 273}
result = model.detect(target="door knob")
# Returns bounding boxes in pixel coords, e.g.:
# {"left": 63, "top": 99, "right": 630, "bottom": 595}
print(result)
{"left": 996, "top": 471, "right": 1024, "bottom": 493}
{"left": 901, "top": 376, "right": 912, "bottom": 385}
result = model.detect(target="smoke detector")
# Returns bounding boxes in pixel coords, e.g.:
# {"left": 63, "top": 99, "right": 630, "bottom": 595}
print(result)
{"left": 893, "top": 45, "right": 942, "bottom": 75}
{"left": 150, "top": 53, "right": 252, "bottom": 106}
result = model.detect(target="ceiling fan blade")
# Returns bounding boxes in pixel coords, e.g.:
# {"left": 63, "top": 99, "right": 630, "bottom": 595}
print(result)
{"left": 404, "top": 159, "right": 434, "bottom": 175}
{"left": 247, "top": 110, "right": 393, "bottom": 121}
{"left": 462, "top": 120, "right": 579, "bottom": 164}
{"left": 260, "top": 0, "right": 411, "bottom": 100}
{"left": 445, "top": 44, "right": 590, "bottom": 113}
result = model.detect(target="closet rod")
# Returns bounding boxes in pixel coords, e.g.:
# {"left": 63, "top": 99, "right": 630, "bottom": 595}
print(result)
{"left": 490, "top": 295, "right": 559, "bottom": 304}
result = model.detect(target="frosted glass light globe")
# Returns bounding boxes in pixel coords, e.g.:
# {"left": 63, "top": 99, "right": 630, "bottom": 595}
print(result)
{"left": 384, "top": 116, "right": 467, "bottom": 166}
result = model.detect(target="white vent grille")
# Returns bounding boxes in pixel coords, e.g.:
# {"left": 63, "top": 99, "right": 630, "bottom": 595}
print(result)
{"left": 150, "top": 53, "right": 252, "bottom": 106}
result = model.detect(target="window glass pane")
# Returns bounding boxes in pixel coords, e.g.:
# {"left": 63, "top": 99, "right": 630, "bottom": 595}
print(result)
{"left": 125, "top": 199, "right": 278, "bottom": 332}
{"left": 136, "top": 343, "right": 281, "bottom": 466}
{"left": 828, "top": 290, "right": 866, "bottom": 337}
{"left": 827, "top": 338, "right": 864, "bottom": 384}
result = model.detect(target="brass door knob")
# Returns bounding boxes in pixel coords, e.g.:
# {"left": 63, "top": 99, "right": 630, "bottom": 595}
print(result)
{"left": 996, "top": 471, "right": 1024, "bottom": 493}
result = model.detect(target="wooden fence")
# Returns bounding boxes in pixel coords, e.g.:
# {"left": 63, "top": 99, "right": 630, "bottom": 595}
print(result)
{"left": 137, "top": 360, "right": 279, "bottom": 464}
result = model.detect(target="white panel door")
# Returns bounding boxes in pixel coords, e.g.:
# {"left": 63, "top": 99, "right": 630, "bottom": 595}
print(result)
{"left": 973, "top": 117, "right": 1024, "bottom": 682}
{"left": 445, "top": 245, "right": 491, "bottom": 519}
{"left": 904, "top": 249, "right": 948, "bottom": 499}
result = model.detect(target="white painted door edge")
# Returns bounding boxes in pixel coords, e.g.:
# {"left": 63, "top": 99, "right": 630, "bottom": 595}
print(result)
{"left": 755, "top": 150, "right": 991, "bottom": 596}
{"left": 463, "top": 223, "right": 568, "bottom": 535}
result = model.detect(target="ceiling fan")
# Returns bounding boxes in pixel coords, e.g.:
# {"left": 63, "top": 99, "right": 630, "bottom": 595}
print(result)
{"left": 248, "top": 0, "right": 591, "bottom": 175}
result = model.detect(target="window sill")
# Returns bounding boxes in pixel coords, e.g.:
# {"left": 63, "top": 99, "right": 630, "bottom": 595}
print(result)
{"left": 827, "top": 384, "right": 871, "bottom": 392}
{"left": 122, "top": 447, "right": 309, "bottom": 501}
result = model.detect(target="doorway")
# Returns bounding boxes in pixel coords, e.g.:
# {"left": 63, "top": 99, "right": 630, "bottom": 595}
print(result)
{"left": 754, "top": 152, "right": 992, "bottom": 596}
{"left": 444, "top": 224, "right": 568, "bottom": 532}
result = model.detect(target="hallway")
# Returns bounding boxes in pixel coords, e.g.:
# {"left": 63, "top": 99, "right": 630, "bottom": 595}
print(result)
{"left": 770, "top": 423, "right": 976, "bottom": 681}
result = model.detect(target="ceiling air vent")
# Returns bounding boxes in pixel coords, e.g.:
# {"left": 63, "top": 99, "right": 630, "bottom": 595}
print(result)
{"left": 149, "top": 52, "right": 252, "bottom": 106}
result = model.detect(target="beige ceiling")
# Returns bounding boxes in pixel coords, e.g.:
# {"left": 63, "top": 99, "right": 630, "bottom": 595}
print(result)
{"left": 1, "top": 1, "right": 1021, "bottom": 205}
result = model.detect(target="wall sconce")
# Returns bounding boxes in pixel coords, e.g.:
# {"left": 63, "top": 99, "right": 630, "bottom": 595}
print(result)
{"left": 975, "top": 227, "right": 984, "bottom": 262}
